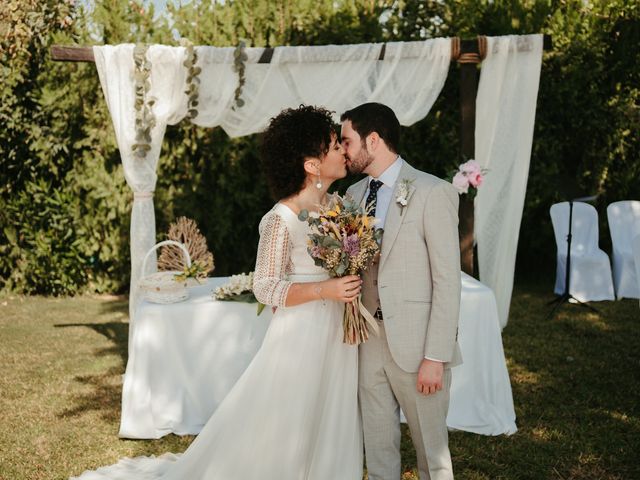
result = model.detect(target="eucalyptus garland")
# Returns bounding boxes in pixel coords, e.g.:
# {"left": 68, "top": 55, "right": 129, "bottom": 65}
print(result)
{"left": 132, "top": 43, "right": 156, "bottom": 160}
{"left": 181, "top": 38, "right": 201, "bottom": 120}
{"left": 232, "top": 41, "right": 248, "bottom": 110}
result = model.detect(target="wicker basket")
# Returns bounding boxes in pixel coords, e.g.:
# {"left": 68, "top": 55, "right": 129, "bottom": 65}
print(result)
{"left": 138, "top": 240, "right": 192, "bottom": 304}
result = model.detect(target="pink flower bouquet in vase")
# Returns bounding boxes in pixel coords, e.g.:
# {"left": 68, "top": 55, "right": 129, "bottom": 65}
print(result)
{"left": 299, "top": 194, "right": 383, "bottom": 345}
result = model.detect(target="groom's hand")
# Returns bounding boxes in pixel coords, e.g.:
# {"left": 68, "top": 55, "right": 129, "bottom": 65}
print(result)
{"left": 417, "top": 359, "right": 443, "bottom": 395}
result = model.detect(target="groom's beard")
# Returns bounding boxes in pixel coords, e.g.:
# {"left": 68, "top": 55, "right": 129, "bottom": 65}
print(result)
{"left": 346, "top": 146, "right": 374, "bottom": 175}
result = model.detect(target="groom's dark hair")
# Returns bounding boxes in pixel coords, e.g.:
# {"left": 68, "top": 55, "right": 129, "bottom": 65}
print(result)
{"left": 340, "top": 103, "right": 400, "bottom": 153}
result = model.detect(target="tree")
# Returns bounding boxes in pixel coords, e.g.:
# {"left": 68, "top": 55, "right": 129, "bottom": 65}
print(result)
{"left": 1, "top": 0, "right": 638, "bottom": 294}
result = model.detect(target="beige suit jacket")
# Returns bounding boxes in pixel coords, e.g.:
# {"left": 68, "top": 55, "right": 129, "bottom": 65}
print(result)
{"left": 347, "top": 160, "right": 462, "bottom": 373}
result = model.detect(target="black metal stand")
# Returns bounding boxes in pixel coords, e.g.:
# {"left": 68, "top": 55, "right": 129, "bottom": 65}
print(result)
{"left": 546, "top": 200, "right": 600, "bottom": 320}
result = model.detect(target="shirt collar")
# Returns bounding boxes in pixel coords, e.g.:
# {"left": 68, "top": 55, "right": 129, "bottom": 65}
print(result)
{"left": 369, "top": 156, "right": 403, "bottom": 188}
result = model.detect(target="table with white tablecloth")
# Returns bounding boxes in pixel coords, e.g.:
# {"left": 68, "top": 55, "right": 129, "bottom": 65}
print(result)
{"left": 448, "top": 273, "right": 517, "bottom": 435}
{"left": 120, "top": 274, "right": 516, "bottom": 439}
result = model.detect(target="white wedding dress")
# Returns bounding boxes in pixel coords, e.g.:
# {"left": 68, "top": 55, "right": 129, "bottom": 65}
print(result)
{"left": 71, "top": 203, "right": 363, "bottom": 480}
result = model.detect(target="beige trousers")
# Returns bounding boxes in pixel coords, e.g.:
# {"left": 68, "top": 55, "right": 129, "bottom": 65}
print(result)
{"left": 359, "top": 322, "right": 453, "bottom": 480}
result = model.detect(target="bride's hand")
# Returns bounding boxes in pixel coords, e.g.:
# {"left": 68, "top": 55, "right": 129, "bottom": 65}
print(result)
{"left": 321, "top": 275, "right": 362, "bottom": 303}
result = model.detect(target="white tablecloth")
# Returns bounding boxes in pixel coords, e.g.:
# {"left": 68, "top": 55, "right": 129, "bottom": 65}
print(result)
{"left": 448, "top": 273, "right": 517, "bottom": 435}
{"left": 120, "top": 275, "right": 516, "bottom": 439}
{"left": 119, "top": 278, "right": 272, "bottom": 439}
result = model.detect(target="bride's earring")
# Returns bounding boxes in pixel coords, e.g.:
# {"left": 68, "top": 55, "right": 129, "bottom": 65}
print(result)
{"left": 315, "top": 168, "right": 322, "bottom": 189}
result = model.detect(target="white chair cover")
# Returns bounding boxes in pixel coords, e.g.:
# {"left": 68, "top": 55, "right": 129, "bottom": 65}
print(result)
{"left": 550, "top": 202, "right": 614, "bottom": 302}
{"left": 607, "top": 201, "right": 640, "bottom": 299}
{"left": 634, "top": 234, "right": 640, "bottom": 308}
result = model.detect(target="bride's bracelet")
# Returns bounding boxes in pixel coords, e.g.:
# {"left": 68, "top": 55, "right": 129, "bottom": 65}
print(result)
{"left": 313, "top": 284, "right": 326, "bottom": 305}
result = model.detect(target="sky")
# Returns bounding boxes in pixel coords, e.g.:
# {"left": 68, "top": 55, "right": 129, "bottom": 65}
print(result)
{"left": 151, "top": 0, "right": 169, "bottom": 14}
{"left": 80, "top": 0, "right": 175, "bottom": 19}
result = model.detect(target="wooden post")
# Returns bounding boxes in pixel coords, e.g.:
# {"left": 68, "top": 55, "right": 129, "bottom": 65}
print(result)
{"left": 454, "top": 37, "right": 485, "bottom": 277}
{"left": 452, "top": 36, "right": 551, "bottom": 276}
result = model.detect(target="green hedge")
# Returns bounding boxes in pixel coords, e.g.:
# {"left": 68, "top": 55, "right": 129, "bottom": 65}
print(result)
{"left": 1, "top": 0, "right": 638, "bottom": 295}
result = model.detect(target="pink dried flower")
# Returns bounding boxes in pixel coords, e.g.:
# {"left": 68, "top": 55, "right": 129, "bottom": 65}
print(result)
{"left": 460, "top": 159, "right": 481, "bottom": 175}
{"left": 468, "top": 171, "right": 483, "bottom": 188}
{"left": 342, "top": 234, "right": 360, "bottom": 257}
{"left": 452, "top": 171, "right": 469, "bottom": 194}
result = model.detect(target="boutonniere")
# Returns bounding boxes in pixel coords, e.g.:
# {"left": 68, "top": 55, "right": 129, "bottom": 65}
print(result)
{"left": 396, "top": 178, "right": 415, "bottom": 215}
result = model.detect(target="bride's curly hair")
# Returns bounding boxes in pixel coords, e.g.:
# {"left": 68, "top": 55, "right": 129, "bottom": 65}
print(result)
{"left": 261, "top": 105, "right": 336, "bottom": 200}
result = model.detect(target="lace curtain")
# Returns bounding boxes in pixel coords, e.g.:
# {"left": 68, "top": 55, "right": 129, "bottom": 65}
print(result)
{"left": 93, "top": 39, "right": 452, "bottom": 325}
{"left": 474, "top": 34, "right": 543, "bottom": 328}
{"left": 94, "top": 45, "right": 189, "bottom": 323}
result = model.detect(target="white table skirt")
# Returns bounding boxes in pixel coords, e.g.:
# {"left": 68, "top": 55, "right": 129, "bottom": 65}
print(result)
{"left": 119, "top": 278, "right": 272, "bottom": 439}
{"left": 448, "top": 273, "right": 517, "bottom": 435}
{"left": 120, "top": 275, "right": 516, "bottom": 439}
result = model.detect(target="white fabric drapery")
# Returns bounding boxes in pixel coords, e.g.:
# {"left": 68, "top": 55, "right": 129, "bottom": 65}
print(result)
{"left": 94, "top": 45, "right": 190, "bottom": 324}
{"left": 474, "top": 34, "right": 543, "bottom": 328}
{"left": 93, "top": 39, "right": 452, "bottom": 326}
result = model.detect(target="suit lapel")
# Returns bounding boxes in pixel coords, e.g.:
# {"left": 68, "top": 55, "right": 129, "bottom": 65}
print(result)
{"left": 349, "top": 177, "right": 369, "bottom": 207}
{"left": 379, "top": 162, "right": 417, "bottom": 271}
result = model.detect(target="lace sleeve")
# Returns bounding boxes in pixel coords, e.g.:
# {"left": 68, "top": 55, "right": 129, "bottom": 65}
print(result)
{"left": 252, "top": 211, "right": 293, "bottom": 307}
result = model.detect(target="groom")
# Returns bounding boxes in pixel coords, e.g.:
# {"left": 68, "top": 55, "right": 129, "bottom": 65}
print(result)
{"left": 342, "top": 103, "right": 462, "bottom": 480}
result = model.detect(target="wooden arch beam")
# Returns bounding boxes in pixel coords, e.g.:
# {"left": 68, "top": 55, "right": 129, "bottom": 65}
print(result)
{"left": 50, "top": 36, "right": 551, "bottom": 64}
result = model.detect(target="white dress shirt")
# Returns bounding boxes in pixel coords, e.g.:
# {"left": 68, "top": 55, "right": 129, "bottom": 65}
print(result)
{"left": 364, "top": 156, "right": 443, "bottom": 364}
{"left": 363, "top": 156, "right": 403, "bottom": 229}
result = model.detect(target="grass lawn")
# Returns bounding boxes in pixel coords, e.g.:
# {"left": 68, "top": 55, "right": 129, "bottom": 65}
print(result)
{"left": 0, "top": 282, "right": 638, "bottom": 480}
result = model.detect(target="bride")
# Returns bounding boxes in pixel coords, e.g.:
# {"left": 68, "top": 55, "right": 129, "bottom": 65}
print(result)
{"left": 70, "top": 105, "right": 364, "bottom": 480}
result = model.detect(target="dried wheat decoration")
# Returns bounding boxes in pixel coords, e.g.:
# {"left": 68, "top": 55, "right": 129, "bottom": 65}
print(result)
{"left": 157, "top": 217, "right": 214, "bottom": 274}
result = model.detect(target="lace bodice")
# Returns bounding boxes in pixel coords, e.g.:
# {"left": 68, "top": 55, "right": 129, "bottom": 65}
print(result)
{"left": 253, "top": 203, "right": 326, "bottom": 307}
